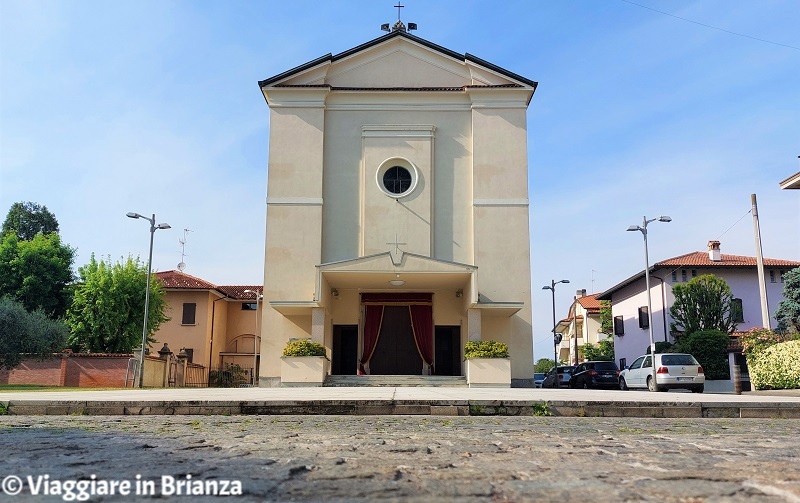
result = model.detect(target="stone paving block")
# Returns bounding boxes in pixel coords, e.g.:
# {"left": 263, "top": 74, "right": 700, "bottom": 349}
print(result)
{"left": 740, "top": 407, "right": 800, "bottom": 419}
{"left": 392, "top": 405, "right": 430, "bottom": 415}
{"left": 429, "top": 405, "right": 462, "bottom": 416}
{"left": 703, "top": 406, "right": 739, "bottom": 418}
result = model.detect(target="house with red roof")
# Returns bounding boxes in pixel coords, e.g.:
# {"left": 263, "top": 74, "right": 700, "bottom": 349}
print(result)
{"left": 153, "top": 270, "right": 263, "bottom": 383}
{"left": 597, "top": 240, "right": 799, "bottom": 372}
{"left": 555, "top": 290, "right": 608, "bottom": 365}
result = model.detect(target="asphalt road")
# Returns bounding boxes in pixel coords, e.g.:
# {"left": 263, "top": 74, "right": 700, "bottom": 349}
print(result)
{"left": 1, "top": 415, "right": 799, "bottom": 502}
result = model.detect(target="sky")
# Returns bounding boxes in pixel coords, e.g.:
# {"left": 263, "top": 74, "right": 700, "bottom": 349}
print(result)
{"left": 2, "top": 0, "right": 798, "bottom": 363}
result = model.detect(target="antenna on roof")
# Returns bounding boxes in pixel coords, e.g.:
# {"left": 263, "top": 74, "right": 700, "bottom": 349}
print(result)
{"left": 177, "top": 228, "right": 193, "bottom": 272}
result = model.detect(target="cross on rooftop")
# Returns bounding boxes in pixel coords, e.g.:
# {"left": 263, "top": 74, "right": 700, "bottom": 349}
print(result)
{"left": 395, "top": 2, "right": 404, "bottom": 20}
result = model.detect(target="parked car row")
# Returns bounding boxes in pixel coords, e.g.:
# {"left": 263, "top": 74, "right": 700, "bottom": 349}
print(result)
{"left": 534, "top": 353, "right": 704, "bottom": 393}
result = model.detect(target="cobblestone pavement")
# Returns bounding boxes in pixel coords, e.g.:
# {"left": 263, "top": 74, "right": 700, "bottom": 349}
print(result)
{"left": 1, "top": 415, "right": 799, "bottom": 502}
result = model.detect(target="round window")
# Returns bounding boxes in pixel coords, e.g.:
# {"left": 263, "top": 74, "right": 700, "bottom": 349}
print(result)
{"left": 376, "top": 158, "right": 419, "bottom": 198}
{"left": 382, "top": 166, "right": 412, "bottom": 195}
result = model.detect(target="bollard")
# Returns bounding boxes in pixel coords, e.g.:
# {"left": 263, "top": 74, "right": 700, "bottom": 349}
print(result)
{"left": 733, "top": 364, "right": 742, "bottom": 395}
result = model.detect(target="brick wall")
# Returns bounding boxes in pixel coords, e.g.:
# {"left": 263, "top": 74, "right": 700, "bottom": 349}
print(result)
{"left": 0, "top": 354, "right": 133, "bottom": 388}
{"left": 0, "top": 357, "right": 63, "bottom": 386}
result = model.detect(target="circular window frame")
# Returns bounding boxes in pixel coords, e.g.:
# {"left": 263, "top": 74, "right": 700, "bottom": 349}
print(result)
{"left": 376, "top": 158, "right": 419, "bottom": 199}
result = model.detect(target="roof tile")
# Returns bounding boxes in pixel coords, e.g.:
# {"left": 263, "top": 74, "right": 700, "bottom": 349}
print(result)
{"left": 656, "top": 252, "right": 800, "bottom": 268}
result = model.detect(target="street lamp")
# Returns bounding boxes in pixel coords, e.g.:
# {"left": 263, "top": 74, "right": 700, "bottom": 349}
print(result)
{"left": 243, "top": 289, "right": 262, "bottom": 387}
{"left": 127, "top": 212, "right": 171, "bottom": 388}
{"left": 543, "top": 279, "right": 569, "bottom": 388}
{"left": 627, "top": 215, "right": 671, "bottom": 392}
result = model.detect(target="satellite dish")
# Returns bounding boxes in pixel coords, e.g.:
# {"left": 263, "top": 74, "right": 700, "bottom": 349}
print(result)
{"left": 177, "top": 262, "right": 186, "bottom": 272}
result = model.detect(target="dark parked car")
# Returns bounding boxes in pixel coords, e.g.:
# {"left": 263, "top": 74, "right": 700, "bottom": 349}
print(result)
{"left": 541, "top": 366, "right": 575, "bottom": 388}
{"left": 569, "top": 361, "right": 620, "bottom": 389}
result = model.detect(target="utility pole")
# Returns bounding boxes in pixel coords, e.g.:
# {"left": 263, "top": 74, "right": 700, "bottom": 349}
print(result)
{"left": 751, "top": 194, "right": 771, "bottom": 328}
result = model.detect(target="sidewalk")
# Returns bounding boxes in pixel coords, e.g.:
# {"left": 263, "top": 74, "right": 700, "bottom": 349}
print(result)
{"left": 2, "top": 386, "right": 799, "bottom": 418}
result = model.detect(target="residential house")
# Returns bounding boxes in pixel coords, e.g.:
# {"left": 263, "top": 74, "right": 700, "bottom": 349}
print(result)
{"left": 555, "top": 291, "right": 609, "bottom": 365}
{"left": 257, "top": 22, "right": 537, "bottom": 386}
{"left": 597, "top": 240, "right": 799, "bottom": 371}
{"left": 779, "top": 171, "right": 800, "bottom": 190}
{"left": 154, "top": 270, "right": 263, "bottom": 383}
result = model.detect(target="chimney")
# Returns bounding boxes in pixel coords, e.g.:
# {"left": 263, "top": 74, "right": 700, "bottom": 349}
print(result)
{"left": 708, "top": 240, "right": 721, "bottom": 261}
{"left": 575, "top": 289, "right": 586, "bottom": 298}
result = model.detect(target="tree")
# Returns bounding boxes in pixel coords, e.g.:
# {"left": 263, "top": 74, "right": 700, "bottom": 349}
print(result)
{"left": 670, "top": 274, "right": 738, "bottom": 335}
{"left": 580, "top": 338, "right": 614, "bottom": 361}
{"left": 0, "top": 232, "right": 75, "bottom": 318}
{"left": 0, "top": 296, "right": 68, "bottom": 370}
{"left": 66, "top": 255, "right": 169, "bottom": 353}
{"left": 2, "top": 201, "right": 59, "bottom": 241}
{"left": 599, "top": 300, "right": 613, "bottom": 335}
{"left": 775, "top": 267, "right": 800, "bottom": 334}
{"left": 673, "top": 329, "right": 731, "bottom": 380}
{"left": 535, "top": 358, "right": 555, "bottom": 373}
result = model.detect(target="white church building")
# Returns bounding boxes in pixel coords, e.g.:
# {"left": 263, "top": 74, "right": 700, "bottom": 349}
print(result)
{"left": 257, "top": 21, "right": 537, "bottom": 386}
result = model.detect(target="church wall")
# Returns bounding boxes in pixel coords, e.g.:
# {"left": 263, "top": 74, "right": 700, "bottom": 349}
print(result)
{"left": 471, "top": 103, "right": 534, "bottom": 380}
{"left": 321, "top": 108, "right": 473, "bottom": 265}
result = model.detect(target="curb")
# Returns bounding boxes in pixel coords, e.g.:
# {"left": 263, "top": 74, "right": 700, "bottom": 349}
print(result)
{"left": 2, "top": 399, "right": 799, "bottom": 418}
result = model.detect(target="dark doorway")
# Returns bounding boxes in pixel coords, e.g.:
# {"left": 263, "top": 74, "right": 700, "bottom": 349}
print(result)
{"left": 332, "top": 325, "right": 358, "bottom": 375}
{"left": 434, "top": 326, "right": 461, "bottom": 376}
{"left": 369, "top": 306, "right": 422, "bottom": 375}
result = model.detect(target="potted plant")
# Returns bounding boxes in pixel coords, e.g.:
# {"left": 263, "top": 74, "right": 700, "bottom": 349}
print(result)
{"left": 280, "top": 339, "right": 328, "bottom": 386}
{"left": 464, "top": 340, "right": 511, "bottom": 388}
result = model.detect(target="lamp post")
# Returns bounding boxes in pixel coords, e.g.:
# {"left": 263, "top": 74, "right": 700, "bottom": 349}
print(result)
{"left": 627, "top": 215, "right": 671, "bottom": 392}
{"left": 543, "top": 279, "right": 569, "bottom": 388}
{"left": 127, "top": 212, "right": 170, "bottom": 389}
{"left": 243, "top": 289, "right": 262, "bottom": 386}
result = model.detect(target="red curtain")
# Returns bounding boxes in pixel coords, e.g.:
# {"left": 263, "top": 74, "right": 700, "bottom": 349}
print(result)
{"left": 359, "top": 305, "right": 384, "bottom": 375}
{"left": 409, "top": 304, "right": 433, "bottom": 367}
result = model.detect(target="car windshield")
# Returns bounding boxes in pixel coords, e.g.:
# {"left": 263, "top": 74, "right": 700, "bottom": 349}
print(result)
{"left": 661, "top": 354, "right": 698, "bottom": 366}
{"left": 594, "top": 362, "right": 618, "bottom": 371}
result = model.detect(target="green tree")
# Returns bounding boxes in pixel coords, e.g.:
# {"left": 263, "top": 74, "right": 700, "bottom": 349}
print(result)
{"left": 580, "top": 338, "right": 614, "bottom": 361}
{"left": 673, "top": 329, "right": 730, "bottom": 380}
{"left": 0, "top": 296, "right": 68, "bottom": 370}
{"left": 670, "top": 274, "right": 738, "bottom": 335}
{"left": 775, "top": 267, "right": 800, "bottom": 333}
{"left": 534, "top": 358, "right": 555, "bottom": 373}
{"left": 599, "top": 300, "right": 613, "bottom": 335}
{"left": 0, "top": 232, "right": 75, "bottom": 318}
{"left": 2, "top": 201, "right": 59, "bottom": 240}
{"left": 66, "top": 255, "right": 169, "bottom": 353}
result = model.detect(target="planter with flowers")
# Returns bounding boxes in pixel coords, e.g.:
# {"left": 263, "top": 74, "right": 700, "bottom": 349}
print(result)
{"left": 464, "top": 340, "right": 511, "bottom": 388}
{"left": 280, "top": 339, "right": 329, "bottom": 387}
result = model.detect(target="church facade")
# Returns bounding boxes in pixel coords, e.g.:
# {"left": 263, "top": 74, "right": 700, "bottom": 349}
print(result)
{"left": 257, "top": 23, "right": 537, "bottom": 386}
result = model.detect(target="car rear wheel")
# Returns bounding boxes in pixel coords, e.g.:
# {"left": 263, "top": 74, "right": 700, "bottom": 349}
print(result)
{"left": 619, "top": 377, "right": 628, "bottom": 391}
{"left": 647, "top": 376, "right": 664, "bottom": 392}
{"left": 691, "top": 385, "right": 704, "bottom": 393}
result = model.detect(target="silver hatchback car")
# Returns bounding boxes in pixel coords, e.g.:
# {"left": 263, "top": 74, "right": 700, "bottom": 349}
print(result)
{"left": 619, "top": 353, "right": 705, "bottom": 393}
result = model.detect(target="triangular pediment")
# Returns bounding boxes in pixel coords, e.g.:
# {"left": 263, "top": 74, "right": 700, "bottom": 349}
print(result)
{"left": 259, "top": 31, "right": 536, "bottom": 90}
{"left": 319, "top": 252, "right": 476, "bottom": 274}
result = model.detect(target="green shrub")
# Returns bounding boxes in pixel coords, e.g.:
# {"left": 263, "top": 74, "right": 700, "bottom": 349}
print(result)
{"left": 464, "top": 340, "right": 508, "bottom": 359}
{"left": 673, "top": 329, "right": 730, "bottom": 380}
{"left": 748, "top": 340, "right": 800, "bottom": 390}
{"left": 740, "top": 327, "right": 799, "bottom": 357}
{"left": 282, "top": 339, "right": 326, "bottom": 357}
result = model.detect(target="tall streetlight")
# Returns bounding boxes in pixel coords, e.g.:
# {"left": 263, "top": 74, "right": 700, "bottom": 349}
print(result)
{"left": 127, "top": 212, "right": 171, "bottom": 388}
{"left": 543, "top": 279, "right": 569, "bottom": 388}
{"left": 243, "top": 289, "right": 262, "bottom": 386}
{"left": 627, "top": 215, "right": 671, "bottom": 392}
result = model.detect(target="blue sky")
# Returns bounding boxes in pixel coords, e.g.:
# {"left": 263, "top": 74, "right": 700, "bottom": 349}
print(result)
{"left": 2, "top": 0, "right": 798, "bottom": 363}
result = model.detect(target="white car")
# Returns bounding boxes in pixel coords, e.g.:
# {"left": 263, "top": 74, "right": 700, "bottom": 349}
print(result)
{"left": 619, "top": 353, "right": 705, "bottom": 393}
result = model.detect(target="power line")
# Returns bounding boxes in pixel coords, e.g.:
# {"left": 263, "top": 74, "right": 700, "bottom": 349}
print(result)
{"left": 717, "top": 208, "right": 752, "bottom": 240}
{"left": 620, "top": 0, "right": 800, "bottom": 51}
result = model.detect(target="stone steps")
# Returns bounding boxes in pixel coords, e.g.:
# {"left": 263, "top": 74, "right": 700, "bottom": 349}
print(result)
{"left": 324, "top": 375, "right": 468, "bottom": 387}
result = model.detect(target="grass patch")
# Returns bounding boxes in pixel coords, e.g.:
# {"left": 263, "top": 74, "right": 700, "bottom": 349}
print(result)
{"left": 531, "top": 403, "right": 551, "bottom": 416}
{"left": 0, "top": 402, "right": 8, "bottom": 415}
